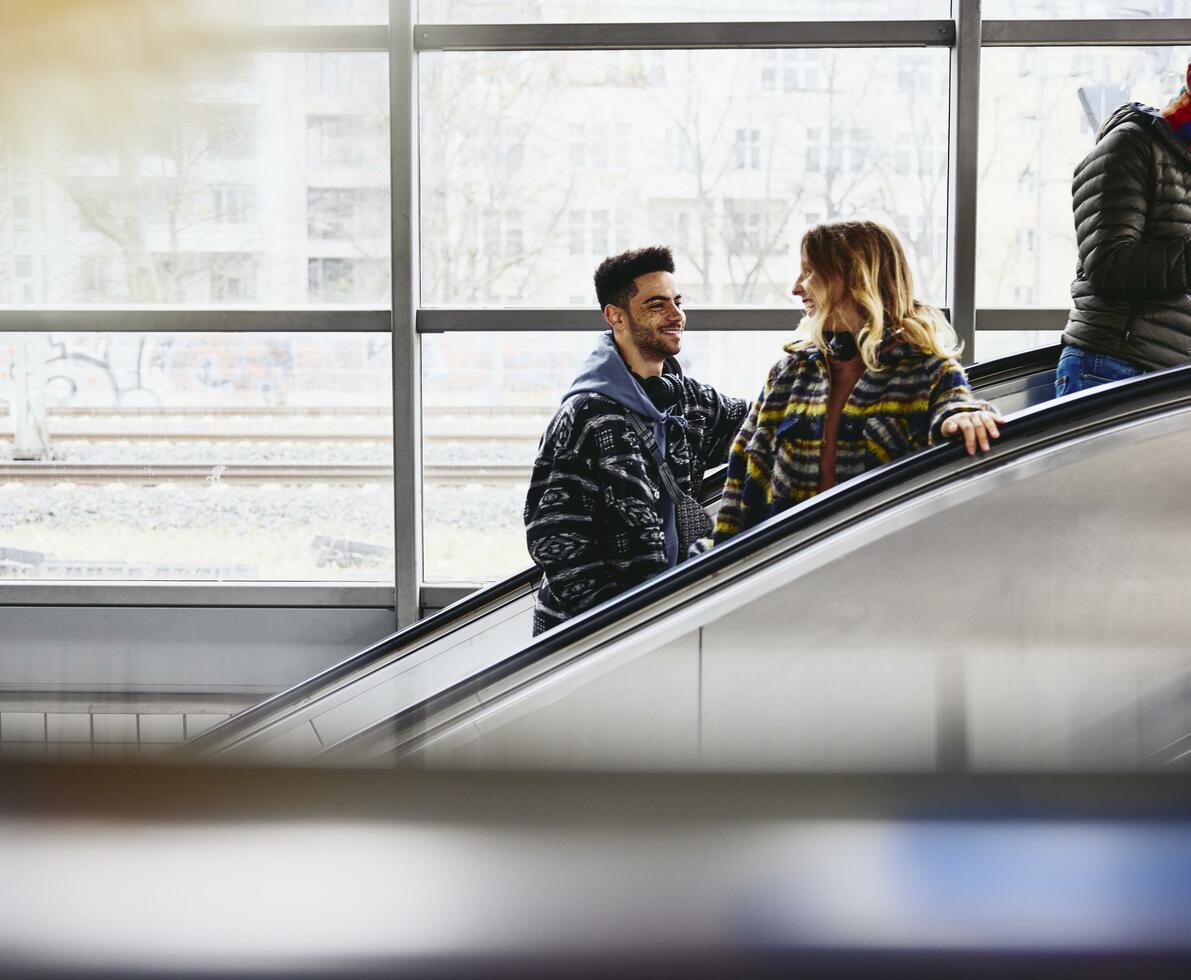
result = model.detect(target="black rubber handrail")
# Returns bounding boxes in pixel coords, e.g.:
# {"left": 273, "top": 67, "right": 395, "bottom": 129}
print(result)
{"left": 965, "top": 343, "right": 1060, "bottom": 386}
{"left": 192, "top": 344, "right": 1060, "bottom": 752}
{"left": 346, "top": 360, "right": 1191, "bottom": 758}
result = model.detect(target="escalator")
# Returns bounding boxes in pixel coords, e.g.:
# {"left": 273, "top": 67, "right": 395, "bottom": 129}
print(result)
{"left": 190, "top": 344, "right": 1062, "bottom": 760}
{"left": 339, "top": 361, "right": 1191, "bottom": 771}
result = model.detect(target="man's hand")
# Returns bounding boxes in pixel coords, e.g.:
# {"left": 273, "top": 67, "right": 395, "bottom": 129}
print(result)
{"left": 940, "top": 410, "right": 1005, "bottom": 455}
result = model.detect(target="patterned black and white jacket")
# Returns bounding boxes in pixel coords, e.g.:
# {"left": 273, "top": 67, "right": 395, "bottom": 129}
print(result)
{"left": 524, "top": 332, "right": 748, "bottom": 635}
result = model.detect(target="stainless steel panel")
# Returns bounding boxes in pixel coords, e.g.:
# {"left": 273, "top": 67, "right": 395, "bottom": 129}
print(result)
{"left": 254, "top": 719, "right": 325, "bottom": 759}
{"left": 702, "top": 412, "right": 1191, "bottom": 771}
{"left": 309, "top": 594, "right": 534, "bottom": 747}
{"left": 396, "top": 407, "right": 1191, "bottom": 772}
{"left": 228, "top": 591, "right": 535, "bottom": 752}
{"left": 428, "top": 632, "right": 702, "bottom": 770}
{"left": 0, "top": 606, "right": 395, "bottom": 694}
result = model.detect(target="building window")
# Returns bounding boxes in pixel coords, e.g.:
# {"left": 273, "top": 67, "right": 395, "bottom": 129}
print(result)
{"left": 211, "top": 255, "right": 257, "bottom": 302}
{"left": 308, "top": 188, "right": 355, "bottom": 239}
{"left": 734, "top": 128, "right": 762, "bottom": 170}
{"left": 805, "top": 129, "right": 822, "bottom": 174}
{"left": 665, "top": 127, "right": 695, "bottom": 172}
{"left": 727, "top": 202, "right": 764, "bottom": 252}
{"left": 651, "top": 207, "right": 693, "bottom": 252}
{"left": 206, "top": 110, "right": 255, "bottom": 160}
{"left": 568, "top": 122, "right": 629, "bottom": 172}
{"left": 306, "top": 52, "right": 355, "bottom": 97}
{"left": 307, "top": 115, "right": 375, "bottom": 168}
{"left": 568, "top": 209, "right": 627, "bottom": 257}
{"left": 210, "top": 185, "right": 255, "bottom": 225}
{"left": 308, "top": 257, "right": 354, "bottom": 302}
{"left": 77, "top": 254, "right": 113, "bottom": 300}
{"left": 760, "top": 50, "right": 820, "bottom": 92}
{"left": 824, "top": 127, "right": 869, "bottom": 175}
{"left": 475, "top": 208, "right": 523, "bottom": 259}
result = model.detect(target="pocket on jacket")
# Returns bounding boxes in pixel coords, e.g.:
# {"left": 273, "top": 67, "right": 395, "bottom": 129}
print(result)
{"left": 861, "top": 415, "right": 912, "bottom": 466}
{"left": 743, "top": 423, "right": 779, "bottom": 466}
{"left": 772, "top": 410, "right": 814, "bottom": 447}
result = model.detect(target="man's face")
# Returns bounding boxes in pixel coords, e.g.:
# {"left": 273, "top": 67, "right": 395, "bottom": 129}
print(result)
{"left": 616, "top": 270, "right": 685, "bottom": 361}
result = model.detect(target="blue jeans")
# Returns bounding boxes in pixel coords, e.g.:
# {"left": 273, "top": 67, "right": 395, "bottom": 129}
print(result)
{"left": 1054, "top": 345, "right": 1144, "bottom": 397}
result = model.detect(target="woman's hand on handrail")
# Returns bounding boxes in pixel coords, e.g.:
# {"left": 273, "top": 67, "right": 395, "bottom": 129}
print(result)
{"left": 940, "top": 410, "right": 1005, "bottom": 455}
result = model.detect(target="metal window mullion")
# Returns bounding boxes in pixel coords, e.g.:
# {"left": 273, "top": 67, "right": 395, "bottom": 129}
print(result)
{"left": 0, "top": 583, "right": 395, "bottom": 608}
{"left": 413, "top": 20, "right": 955, "bottom": 51}
{"left": 947, "top": 0, "right": 981, "bottom": 364}
{"left": 239, "top": 25, "right": 390, "bottom": 52}
{"left": 391, "top": 0, "right": 421, "bottom": 629}
{"left": 982, "top": 18, "right": 1191, "bottom": 47}
{"left": 417, "top": 308, "right": 958, "bottom": 332}
{"left": 419, "top": 584, "right": 480, "bottom": 611}
{"left": 0, "top": 309, "right": 390, "bottom": 333}
{"left": 975, "top": 309, "right": 1067, "bottom": 332}
{"left": 417, "top": 308, "right": 805, "bottom": 332}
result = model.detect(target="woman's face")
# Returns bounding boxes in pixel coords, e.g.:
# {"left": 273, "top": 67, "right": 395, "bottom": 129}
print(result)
{"left": 792, "top": 257, "right": 840, "bottom": 319}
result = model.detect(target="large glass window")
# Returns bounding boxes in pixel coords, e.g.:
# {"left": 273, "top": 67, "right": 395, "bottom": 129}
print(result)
{"left": 259, "top": 0, "right": 388, "bottom": 24}
{"left": 0, "top": 53, "right": 389, "bottom": 306}
{"left": 419, "top": 49, "right": 949, "bottom": 308}
{"left": 976, "top": 46, "right": 1187, "bottom": 309}
{"left": 0, "top": 331, "right": 393, "bottom": 582}
{"left": 985, "top": 0, "right": 1191, "bottom": 16}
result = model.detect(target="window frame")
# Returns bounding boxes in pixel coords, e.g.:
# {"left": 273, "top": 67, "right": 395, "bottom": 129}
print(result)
{"left": 5, "top": 3, "right": 1190, "bottom": 620}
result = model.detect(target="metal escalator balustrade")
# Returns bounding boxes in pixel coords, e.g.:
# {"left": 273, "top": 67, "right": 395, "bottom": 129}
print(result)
{"left": 187, "top": 344, "right": 1062, "bottom": 760}
{"left": 332, "top": 360, "right": 1191, "bottom": 770}
{"left": 184, "top": 462, "right": 727, "bottom": 759}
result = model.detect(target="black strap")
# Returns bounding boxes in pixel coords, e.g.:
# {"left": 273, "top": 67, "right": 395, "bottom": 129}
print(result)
{"left": 625, "top": 412, "right": 687, "bottom": 503}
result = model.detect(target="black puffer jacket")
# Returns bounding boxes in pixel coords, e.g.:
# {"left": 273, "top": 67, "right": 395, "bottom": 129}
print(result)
{"left": 1064, "top": 103, "right": 1191, "bottom": 370}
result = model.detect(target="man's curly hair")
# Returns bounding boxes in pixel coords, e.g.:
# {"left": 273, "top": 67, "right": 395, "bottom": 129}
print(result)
{"left": 593, "top": 245, "right": 675, "bottom": 310}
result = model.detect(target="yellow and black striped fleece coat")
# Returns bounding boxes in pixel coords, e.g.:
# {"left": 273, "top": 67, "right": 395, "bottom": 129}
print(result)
{"left": 713, "top": 339, "right": 992, "bottom": 544}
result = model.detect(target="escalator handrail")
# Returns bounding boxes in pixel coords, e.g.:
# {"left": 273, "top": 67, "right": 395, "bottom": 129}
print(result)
{"left": 964, "top": 343, "right": 1060, "bottom": 386}
{"left": 186, "top": 465, "right": 729, "bottom": 751}
{"left": 192, "top": 345, "right": 1058, "bottom": 752}
{"left": 183, "top": 569, "right": 538, "bottom": 751}
{"left": 341, "top": 360, "right": 1191, "bottom": 758}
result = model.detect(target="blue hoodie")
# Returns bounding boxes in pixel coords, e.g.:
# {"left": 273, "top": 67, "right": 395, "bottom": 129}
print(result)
{"left": 561, "top": 331, "right": 684, "bottom": 568}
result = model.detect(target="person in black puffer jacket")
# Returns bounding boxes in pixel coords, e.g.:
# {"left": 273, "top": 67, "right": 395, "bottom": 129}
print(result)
{"left": 1059, "top": 61, "right": 1191, "bottom": 395}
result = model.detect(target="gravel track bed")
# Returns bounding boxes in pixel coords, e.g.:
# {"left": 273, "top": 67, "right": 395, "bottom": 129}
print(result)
{"left": 0, "top": 440, "right": 532, "bottom": 466}
{"left": 0, "top": 483, "right": 395, "bottom": 533}
{"left": 0, "top": 478, "right": 529, "bottom": 534}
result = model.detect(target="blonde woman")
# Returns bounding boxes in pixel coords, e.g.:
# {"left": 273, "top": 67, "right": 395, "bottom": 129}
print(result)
{"left": 713, "top": 220, "right": 1003, "bottom": 545}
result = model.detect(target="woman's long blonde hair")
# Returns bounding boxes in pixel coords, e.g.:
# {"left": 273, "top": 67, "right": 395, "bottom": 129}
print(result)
{"left": 795, "top": 220, "right": 960, "bottom": 371}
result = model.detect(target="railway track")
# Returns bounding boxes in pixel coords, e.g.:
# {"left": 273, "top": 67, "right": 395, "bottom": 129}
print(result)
{"left": 0, "top": 406, "right": 553, "bottom": 444}
{"left": 5, "top": 430, "right": 542, "bottom": 444}
{"left": 0, "top": 462, "right": 531, "bottom": 486}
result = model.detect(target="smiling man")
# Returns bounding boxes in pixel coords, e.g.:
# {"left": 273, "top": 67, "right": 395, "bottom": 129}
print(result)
{"left": 523, "top": 246, "right": 748, "bottom": 635}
